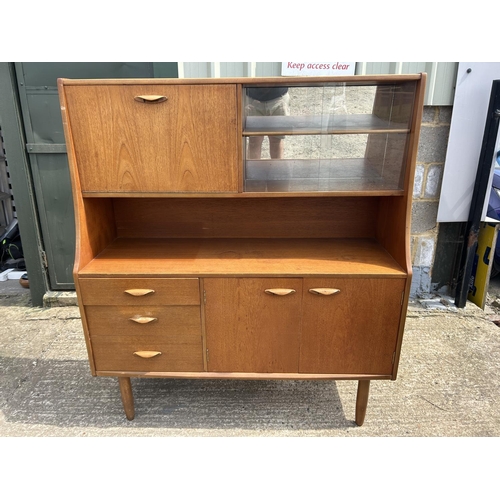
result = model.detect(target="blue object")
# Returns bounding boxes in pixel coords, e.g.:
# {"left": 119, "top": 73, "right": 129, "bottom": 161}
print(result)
{"left": 487, "top": 155, "right": 500, "bottom": 276}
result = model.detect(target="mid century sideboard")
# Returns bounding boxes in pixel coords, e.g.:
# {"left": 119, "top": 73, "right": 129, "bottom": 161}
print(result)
{"left": 58, "top": 73, "right": 426, "bottom": 424}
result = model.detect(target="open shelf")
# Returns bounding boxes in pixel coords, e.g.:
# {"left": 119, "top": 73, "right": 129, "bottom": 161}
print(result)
{"left": 79, "top": 237, "right": 406, "bottom": 278}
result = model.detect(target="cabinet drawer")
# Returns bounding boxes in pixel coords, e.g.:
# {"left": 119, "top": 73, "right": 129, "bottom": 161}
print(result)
{"left": 92, "top": 335, "right": 204, "bottom": 372}
{"left": 79, "top": 278, "right": 200, "bottom": 306}
{"left": 85, "top": 305, "right": 201, "bottom": 337}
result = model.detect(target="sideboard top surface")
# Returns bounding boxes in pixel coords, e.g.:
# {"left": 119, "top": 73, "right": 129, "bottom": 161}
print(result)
{"left": 58, "top": 74, "right": 425, "bottom": 86}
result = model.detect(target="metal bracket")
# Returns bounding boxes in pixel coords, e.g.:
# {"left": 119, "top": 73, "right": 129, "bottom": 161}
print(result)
{"left": 26, "top": 143, "right": 67, "bottom": 154}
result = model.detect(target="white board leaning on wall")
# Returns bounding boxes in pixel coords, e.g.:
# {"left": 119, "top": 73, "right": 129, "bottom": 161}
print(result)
{"left": 437, "top": 62, "right": 500, "bottom": 223}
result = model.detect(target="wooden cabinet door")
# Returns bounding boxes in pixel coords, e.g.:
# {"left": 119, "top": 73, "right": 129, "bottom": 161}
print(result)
{"left": 299, "top": 278, "right": 406, "bottom": 375}
{"left": 204, "top": 278, "right": 302, "bottom": 373}
{"left": 65, "top": 84, "right": 239, "bottom": 193}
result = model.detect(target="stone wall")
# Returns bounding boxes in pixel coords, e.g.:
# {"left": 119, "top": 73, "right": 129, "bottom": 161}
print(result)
{"left": 410, "top": 106, "right": 452, "bottom": 296}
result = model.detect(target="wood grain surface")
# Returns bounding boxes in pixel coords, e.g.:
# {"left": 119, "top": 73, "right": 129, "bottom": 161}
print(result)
{"left": 85, "top": 305, "right": 201, "bottom": 337}
{"left": 65, "top": 84, "right": 238, "bottom": 193}
{"left": 92, "top": 335, "right": 203, "bottom": 372}
{"left": 299, "top": 278, "right": 406, "bottom": 374}
{"left": 113, "top": 196, "right": 380, "bottom": 239}
{"left": 78, "top": 238, "right": 407, "bottom": 277}
{"left": 79, "top": 278, "right": 200, "bottom": 305}
{"left": 204, "top": 278, "right": 303, "bottom": 373}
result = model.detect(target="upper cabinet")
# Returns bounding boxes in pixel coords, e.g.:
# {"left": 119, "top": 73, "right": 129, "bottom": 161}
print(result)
{"left": 63, "top": 83, "right": 239, "bottom": 194}
{"left": 242, "top": 80, "right": 417, "bottom": 193}
{"left": 60, "top": 76, "right": 423, "bottom": 197}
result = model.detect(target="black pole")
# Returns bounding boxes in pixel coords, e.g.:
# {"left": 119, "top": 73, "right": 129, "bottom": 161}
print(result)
{"left": 455, "top": 80, "right": 500, "bottom": 307}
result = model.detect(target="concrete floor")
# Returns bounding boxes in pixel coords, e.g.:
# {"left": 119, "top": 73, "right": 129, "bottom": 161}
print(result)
{"left": 0, "top": 275, "right": 498, "bottom": 499}
{"left": 1, "top": 277, "right": 499, "bottom": 437}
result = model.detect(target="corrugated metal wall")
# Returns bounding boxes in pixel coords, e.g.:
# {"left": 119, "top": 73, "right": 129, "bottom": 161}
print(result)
{"left": 178, "top": 62, "right": 458, "bottom": 105}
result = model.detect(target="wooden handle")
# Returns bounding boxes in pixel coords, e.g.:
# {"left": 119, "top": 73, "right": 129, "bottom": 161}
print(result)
{"left": 129, "top": 315, "right": 158, "bottom": 324}
{"left": 309, "top": 288, "right": 341, "bottom": 296}
{"left": 265, "top": 288, "right": 296, "bottom": 296}
{"left": 134, "top": 95, "right": 167, "bottom": 103}
{"left": 133, "top": 351, "right": 162, "bottom": 359}
{"left": 124, "top": 289, "right": 155, "bottom": 297}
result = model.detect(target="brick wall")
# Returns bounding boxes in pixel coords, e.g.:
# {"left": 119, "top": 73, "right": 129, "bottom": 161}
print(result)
{"left": 410, "top": 106, "right": 452, "bottom": 296}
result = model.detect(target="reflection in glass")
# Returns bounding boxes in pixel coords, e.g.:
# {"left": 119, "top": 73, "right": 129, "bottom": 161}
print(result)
{"left": 243, "top": 83, "right": 416, "bottom": 192}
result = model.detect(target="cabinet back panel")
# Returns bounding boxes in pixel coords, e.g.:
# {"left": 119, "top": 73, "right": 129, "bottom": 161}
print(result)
{"left": 113, "top": 197, "right": 379, "bottom": 239}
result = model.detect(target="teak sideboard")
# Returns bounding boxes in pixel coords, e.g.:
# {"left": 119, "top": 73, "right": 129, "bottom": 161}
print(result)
{"left": 58, "top": 74, "right": 426, "bottom": 425}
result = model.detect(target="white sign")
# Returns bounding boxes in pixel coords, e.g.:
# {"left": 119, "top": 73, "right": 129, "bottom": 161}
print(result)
{"left": 282, "top": 61, "right": 356, "bottom": 77}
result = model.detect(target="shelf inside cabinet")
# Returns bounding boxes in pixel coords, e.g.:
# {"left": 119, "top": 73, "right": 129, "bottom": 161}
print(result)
{"left": 79, "top": 237, "right": 406, "bottom": 278}
{"left": 245, "top": 158, "right": 406, "bottom": 193}
{"left": 244, "top": 115, "right": 410, "bottom": 136}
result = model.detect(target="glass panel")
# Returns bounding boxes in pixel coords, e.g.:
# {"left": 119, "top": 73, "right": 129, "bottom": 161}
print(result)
{"left": 244, "top": 133, "right": 408, "bottom": 193}
{"left": 243, "top": 82, "right": 416, "bottom": 193}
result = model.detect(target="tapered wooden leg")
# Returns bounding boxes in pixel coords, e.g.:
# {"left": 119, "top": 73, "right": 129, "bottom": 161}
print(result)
{"left": 355, "top": 380, "right": 370, "bottom": 426}
{"left": 118, "top": 377, "right": 135, "bottom": 420}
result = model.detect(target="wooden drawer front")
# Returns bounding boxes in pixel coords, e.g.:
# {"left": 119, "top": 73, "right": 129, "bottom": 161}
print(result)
{"left": 79, "top": 278, "right": 200, "bottom": 306}
{"left": 299, "top": 278, "right": 406, "bottom": 375}
{"left": 92, "top": 335, "right": 203, "bottom": 372}
{"left": 65, "top": 84, "right": 238, "bottom": 193}
{"left": 85, "top": 306, "right": 201, "bottom": 337}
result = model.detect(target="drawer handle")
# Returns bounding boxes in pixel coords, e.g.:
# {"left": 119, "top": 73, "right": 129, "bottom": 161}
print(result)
{"left": 133, "top": 351, "right": 162, "bottom": 359}
{"left": 309, "top": 288, "right": 341, "bottom": 296}
{"left": 129, "top": 315, "right": 158, "bottom": 324}
{"left": 134, "top": 95, "right": 167, "bottom": 104}
{"left": 124, "top": 289, "right": 155, "bottom": 297}
{"left": 265, "top": 288, "right": 296, "bottom": 296}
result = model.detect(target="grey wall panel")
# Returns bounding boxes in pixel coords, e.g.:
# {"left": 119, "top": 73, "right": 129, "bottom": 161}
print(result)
{"left": 402, "top": 62, "right": 427, "bottom": 73}
{"left": 32, "top": 153, "right": 75, "bottom": 287}
{"left": 152, "top": 63, "right": 179, "bottom": 78}
{"left": 181, "top": 62, "right": 283, "bottom": 78}
{"left": 26, "top": 93, "right": 65, "bottom": 145}
{"left": 182, "top": 62, "right": 212, "bottom": 78}
{"left": 357, "top": 62, "right": 458, "bottom": 105}
{"left": 431, "top": 63, "right": 458, "bottom": 106}
{"left": 220, "top": 62, "right": 248, "bottom": 77}
{"left": 255, "top": 63, "right": 281, "bottom": 77}
{"left": 0, "top": 62, "right": 48, "bottom": 305}
{"left": 357, "top": 62, "right": 393, "bottom": 75}
{"left": 21, "top": 62, "right": 155, "bottom": 86}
